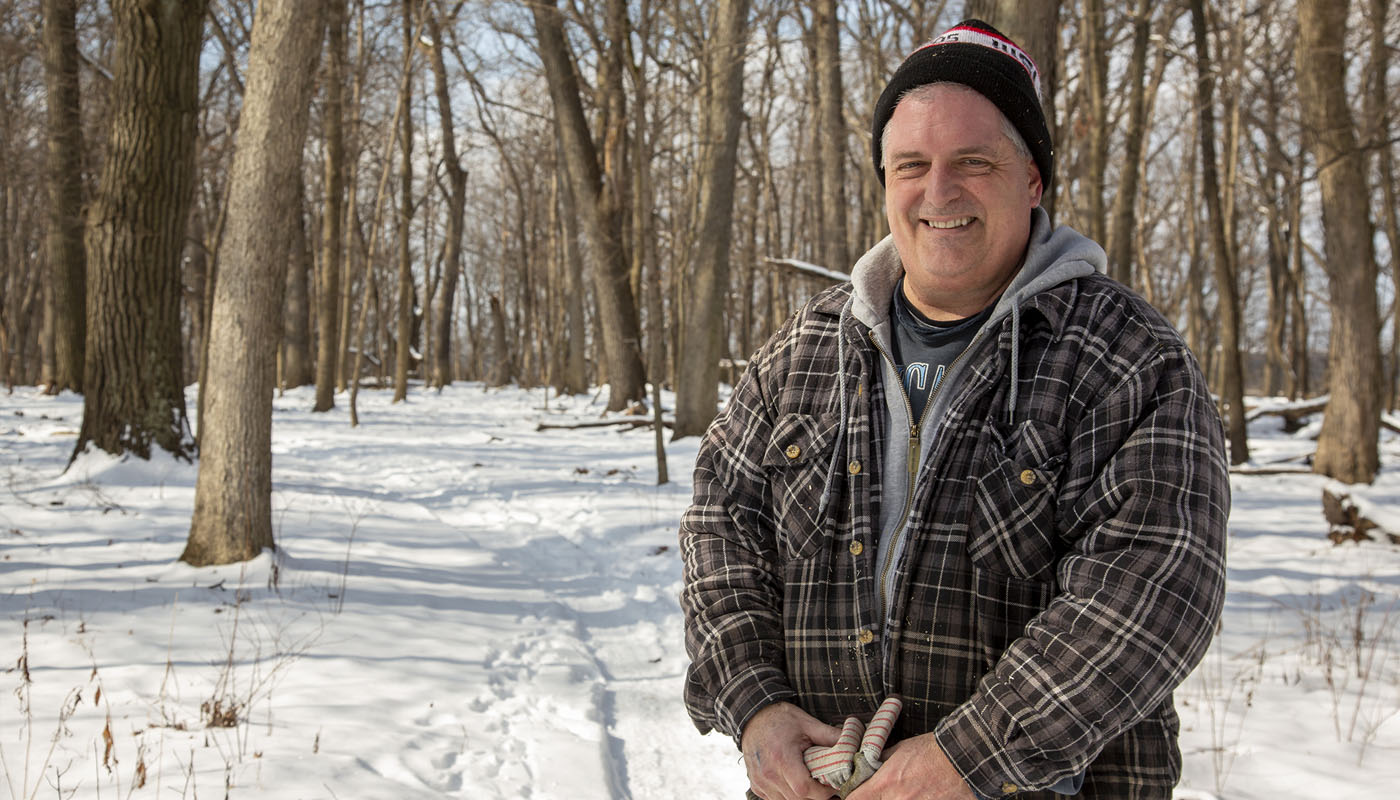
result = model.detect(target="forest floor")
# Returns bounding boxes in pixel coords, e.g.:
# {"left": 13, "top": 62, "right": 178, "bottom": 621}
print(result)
{"left": 1, "top": 384, "right": 1397, "bottom": 799}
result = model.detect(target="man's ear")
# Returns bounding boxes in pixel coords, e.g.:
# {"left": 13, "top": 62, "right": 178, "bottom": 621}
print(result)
{"left": 1027, "top": 159, "right": 1044, "bottom": 208}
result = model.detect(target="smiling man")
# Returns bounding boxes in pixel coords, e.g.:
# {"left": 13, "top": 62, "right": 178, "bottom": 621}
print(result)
{"left": 681, "top": 20, "right": 1229, "bottom": 800}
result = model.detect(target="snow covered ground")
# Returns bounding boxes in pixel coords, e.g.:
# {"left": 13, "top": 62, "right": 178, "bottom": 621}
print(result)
{"left": 2, "top": 384, "right": 1397, "bottom": 799}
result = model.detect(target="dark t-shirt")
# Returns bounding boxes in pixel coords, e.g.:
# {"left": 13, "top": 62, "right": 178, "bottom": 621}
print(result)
{"left": 889, "top": 281, "right": 995, "bottom": 425}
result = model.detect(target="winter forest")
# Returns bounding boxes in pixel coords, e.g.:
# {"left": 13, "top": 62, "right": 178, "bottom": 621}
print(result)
{"left": 2, "top": 0, "right": 1400, "bottom": 798}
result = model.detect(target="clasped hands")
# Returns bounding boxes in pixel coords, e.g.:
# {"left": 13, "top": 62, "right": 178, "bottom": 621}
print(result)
{"left": 742, "top": 701, "right": 976, "bottom": 800}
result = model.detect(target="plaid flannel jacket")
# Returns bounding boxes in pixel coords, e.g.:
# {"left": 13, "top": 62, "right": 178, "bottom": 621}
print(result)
{"left": 680, "top": 273, "right": 1229, "bottom": 799}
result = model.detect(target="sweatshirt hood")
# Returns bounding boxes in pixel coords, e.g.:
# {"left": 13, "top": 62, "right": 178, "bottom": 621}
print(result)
{"left": 848, "top": 206, "right": 1104, "bottom": 330}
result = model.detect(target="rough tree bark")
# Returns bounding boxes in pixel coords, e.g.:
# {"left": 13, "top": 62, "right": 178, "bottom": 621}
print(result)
{"left": 184, "top": 0, "right": 328, "bottom": 566}
{"left": 1298, "top": 0, "right": 1383, "bottom": 483}
{"left": 75, "top": 0, "right": 207, "bottom": 463}
{"left": 41, "top": 0, "right": 85, "bottom": 394}
{"left": 1189, "top": 0, "right": 1249, "bottom": 465}
{"left": 672, "top": 0, "right": 750, "bottom": 438}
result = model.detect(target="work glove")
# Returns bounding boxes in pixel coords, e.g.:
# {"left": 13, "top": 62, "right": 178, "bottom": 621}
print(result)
{"left": 801, "top": 696, "right": 903, "bottom": 798}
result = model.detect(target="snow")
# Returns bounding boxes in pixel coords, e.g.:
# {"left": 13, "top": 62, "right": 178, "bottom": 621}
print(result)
{"left": 3, "top": 385, "right": 1398, "bottom": 799}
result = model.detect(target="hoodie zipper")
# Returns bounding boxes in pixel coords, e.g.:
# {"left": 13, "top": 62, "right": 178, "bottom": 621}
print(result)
{"left": 868, "top": 328, "right": 983, "bottom": 627}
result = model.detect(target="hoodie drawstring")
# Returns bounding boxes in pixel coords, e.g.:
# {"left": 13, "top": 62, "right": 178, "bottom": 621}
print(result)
{"left": 1008, "top": 302, "right": 1021, "bottom": 426}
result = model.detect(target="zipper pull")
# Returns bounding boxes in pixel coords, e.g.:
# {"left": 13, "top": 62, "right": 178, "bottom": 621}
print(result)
{"left": 908, "top": 424, "right": 919, "bottom": 477}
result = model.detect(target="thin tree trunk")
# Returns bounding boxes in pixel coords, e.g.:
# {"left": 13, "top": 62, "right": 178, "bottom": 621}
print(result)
{"left": 315, "top": 0, "right": 347, "bottom": 411}
{"left": 1106, "top": 0, "right": 1152, "bottom": 288}
{"left": 348, "top": 9, "right": 418, "bottom": 425}
{"left": 76, "top": 0, "right": 207, "bottom": 463}
{"left": 816, "top": 0, "right": 847, "bottom": 272}
{"left": 41, "top": 0, "right": 86, "bottom": 394}
{"left": 392, "top": 0, "right": 416, "bottom": 402}
{"left": 1189, "top": 0, "right": 1249, "bottom": 465}
{"left": 425, "top": 6, "right": 466, "bottom": 390}
{"left": 282, "top": 183, "right": 314, "bottom": 388}
{"left": 1298, "top": 0, "right": 1382, "bottom": 482}
{"left": 185, "top": 0, "right": 327, "bottom": 566}
{"left": 1288, "top": 154, "right": 1310, "bottom": 400}
{"left": 672, "top": 0, "right": 750, "bottom": 438}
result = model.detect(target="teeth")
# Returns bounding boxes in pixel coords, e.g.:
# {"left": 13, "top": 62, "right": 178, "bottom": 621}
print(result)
{"left": 926, "top": 217, "right": 974, "bottom": 229}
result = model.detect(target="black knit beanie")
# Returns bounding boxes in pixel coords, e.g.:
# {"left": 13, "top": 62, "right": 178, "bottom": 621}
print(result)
{"left": 871, "top": 19, "right": 1052, "bottom": 188}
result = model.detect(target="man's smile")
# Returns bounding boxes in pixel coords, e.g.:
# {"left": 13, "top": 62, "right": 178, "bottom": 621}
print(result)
{"left": 922, "top": 216, "right": 976, "bottom": 230}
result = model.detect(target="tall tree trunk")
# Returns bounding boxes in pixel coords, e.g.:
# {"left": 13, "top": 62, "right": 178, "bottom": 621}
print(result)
{"left": 1261, "top": 29, "right": 1294, "bottom": 399}
{"left": 282, "top": 184, "right": 314, "bottom": 388}
{"left": 1288, "top": 153, "right": 1310, "bottom": 400}
{"left": 315, "top": 0, "right": 347, "bottom": 411}
{"left": 1082, "top": 0, "right": 1109, "bottom": 244}
{"left": 1363, "top": 0, "right": 1400, "bottom": 410}
{"left": 816, "top": 0, "right": 847, "bottom": 272}
{"left": 531, "top": 0, "right": 646, "bottom": 410}
{"left": 1106, "top": 0, "right": 1152, "bottom": 288}
{"left": 41, "top": 0, "right": 86, "bottom": 394}
{"left": 555, "top": 134, "right": 590, "bottom": 393}
{"left": 1298, "top": 0, "right": 1382, "bottom": 482}
{"left": 425, "top": 7, "right": 466, "bottom": 390}
{"left": 1189, "top": 0, "right": 1249, "bottom": 465}
{"left": 672, "top": 0, "right": 750, "bottom": 438}
{"left": 392, "top": 0, "right": 416, "bottom": 402}
{"left": 75, "top": 0, "right": 207, "bottom": 463}
{"left": 184, "top": 0, "right": 328, "bottom": 566}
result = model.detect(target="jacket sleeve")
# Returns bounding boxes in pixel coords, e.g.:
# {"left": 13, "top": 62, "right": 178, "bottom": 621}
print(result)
{"left": 680, "top": 331, "right": 797, "bottom": 744}
{"left": 934, "top": 342, "right": 1230, "bottom": 796}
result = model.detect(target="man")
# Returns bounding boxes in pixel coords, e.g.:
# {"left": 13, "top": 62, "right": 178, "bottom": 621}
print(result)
{"left": 680, "top": 19, "right": 1228, "bottom": 800}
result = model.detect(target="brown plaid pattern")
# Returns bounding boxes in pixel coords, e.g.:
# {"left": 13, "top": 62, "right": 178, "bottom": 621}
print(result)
{"left": 681, "top": 275, "right": 1229, "bottom": 799}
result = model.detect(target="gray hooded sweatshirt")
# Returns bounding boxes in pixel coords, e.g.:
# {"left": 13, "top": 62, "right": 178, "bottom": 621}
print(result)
{"left": 845, "top": 206, "right": 1106, "bottom": 632}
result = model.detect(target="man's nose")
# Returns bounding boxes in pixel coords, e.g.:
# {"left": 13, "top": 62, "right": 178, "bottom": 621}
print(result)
{"left": 922, "top": 163, "right": 963, "bottom": 206}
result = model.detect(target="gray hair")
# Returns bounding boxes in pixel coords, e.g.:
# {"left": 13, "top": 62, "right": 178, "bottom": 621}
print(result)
{"left": 878, "top": 82, "right": 1033, "bottom": 172}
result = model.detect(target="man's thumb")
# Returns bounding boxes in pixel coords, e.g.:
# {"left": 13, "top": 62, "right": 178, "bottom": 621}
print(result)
{"left": 802, "top": 715, "right": 843, "bottom": 748}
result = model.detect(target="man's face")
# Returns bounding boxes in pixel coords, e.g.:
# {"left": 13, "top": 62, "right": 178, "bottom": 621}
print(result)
{"left": 883, "top": 84, "right": 1043, "bottom": 321}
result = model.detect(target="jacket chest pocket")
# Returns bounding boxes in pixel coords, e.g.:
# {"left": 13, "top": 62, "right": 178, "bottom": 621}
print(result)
{"left": 967, "top": 418, "right": 1066, "bottom": 582}
{"left": 764, "top": 412, "right": 840, "bottom": 560}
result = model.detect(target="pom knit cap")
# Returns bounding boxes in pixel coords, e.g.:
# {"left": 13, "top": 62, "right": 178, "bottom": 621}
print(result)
{"left": 871, "top": 19, "right": 1052, "bottom": 189}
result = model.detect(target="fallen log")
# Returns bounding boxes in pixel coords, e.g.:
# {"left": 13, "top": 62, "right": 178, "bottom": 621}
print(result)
{"left": 536, "top": 417, "right": 672, "bottom": 432}
{"left": 1322, "top": 484, "right": 1400, "bottom": 545}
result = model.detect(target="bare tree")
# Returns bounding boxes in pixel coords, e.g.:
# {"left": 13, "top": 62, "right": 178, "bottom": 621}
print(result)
{"left": 40, "top": 0, "right": 85, "bottom": 394}
{"left": 815, "top": 0, "right": 847, "bottom": 272}
{"left": 1297, "top": 0, "right": 1383, "bottom": 483}
{"left": 185, "top": 0, "right": 328, "bottom": 566}
{"left": 1189, "top": 0, "right": 1249, "bottom": 465}
{"left": 282, "top": 183, "right": 314, "bottom": 389}
{"left": 532, "top": 0, "right": 646, "bottom": 411}
{"left": 424, "top": 1, "right": 467, "bottom": 390}
{"left": 75, "top": 0, "right": 207, "bottom": 462}
{"left": 673, "top": 0, "right": 751, "bottom": 438}
{"left": 1105, "top": 0, "right": 1154, "bottom": 288}
{"left": 315, "top": 0, "right": 348, "bottom": 412}
{"left": 392, "top": 0, "right": 417, "bottom": 403}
